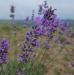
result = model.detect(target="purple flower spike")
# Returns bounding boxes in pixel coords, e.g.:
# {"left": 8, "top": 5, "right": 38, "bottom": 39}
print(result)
{"left": 19, "top": 35, "right": 36, "bottom": 63}
{"left": 25, "top": 32, "right": 31, "bottom": 41}
{"left": 0, "top": 38, "right": 9, "bottom": 64}
{"left": 1, "top": 38, "right": 9, "bottom": 50}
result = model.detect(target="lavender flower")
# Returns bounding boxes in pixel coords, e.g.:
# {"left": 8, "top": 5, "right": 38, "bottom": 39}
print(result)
{"left": 43, "top": 6, "right": 56, "bottom": 20}
{"left": 34, "top": 26, "right": 43, "bottom": 36}
{"left": 21, "top": 41, "right": 26, "bottom": 51}
{"left": 31, "top": 38, "right": 40, "bottom": 47}
{"left": 1, "top": 38, "right": 9, "bottom": 50}
{"left": 19, "top": 32, "right": 38, "bottom": 63}
{"left": 25, "top": 32, "right": 31, "bottom": 41}
{"left": 0, "top": 38, "right": 9, "bottom": 64}
{"left": 38, "top": 5, "right": 43, "bottom": 15}
{"left": 19, "top": 46, "right": 35, "bottom": 63}
{"left": 33, "top": 5, "right": 58, "bottom": 38}
{"left": 41, "top": 18, "right": 49, "bottom": 26}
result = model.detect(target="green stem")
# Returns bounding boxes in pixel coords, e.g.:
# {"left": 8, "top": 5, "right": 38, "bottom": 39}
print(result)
{"left": 0, "top": 65, "right": 3, "bottom": 75}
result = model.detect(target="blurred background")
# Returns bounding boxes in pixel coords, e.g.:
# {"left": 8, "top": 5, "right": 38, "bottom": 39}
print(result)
{"left": 0, "top": 0, "right": 74, "bottom": 20}
{"left": 0, "top": 0, "right": 74, "bottom": 28}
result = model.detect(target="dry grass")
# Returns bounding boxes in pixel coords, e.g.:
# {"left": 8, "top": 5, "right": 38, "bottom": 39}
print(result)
{"left": 0, "top": 25, "right": 74, "bottom": 75}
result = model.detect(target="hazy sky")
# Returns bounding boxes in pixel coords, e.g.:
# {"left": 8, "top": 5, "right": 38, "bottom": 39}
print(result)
{"left": 0, "top": 0, "right": 74, "bottom": 19}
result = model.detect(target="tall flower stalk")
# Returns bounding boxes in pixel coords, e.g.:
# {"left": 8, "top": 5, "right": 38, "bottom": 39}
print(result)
{"left": 18, "top": 31, "right": 40, "bottom": 64}
{"left": 0, "top": 38, "right": 9, "bottom": 64}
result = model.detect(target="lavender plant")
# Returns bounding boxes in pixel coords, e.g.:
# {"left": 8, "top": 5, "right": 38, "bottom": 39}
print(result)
{"left": 0, "top": 38, "right": 9, "bottom": 64}
{"left": 0, "top": 38, "right": 9, "bottom": 75}
{"left": 18, "top": 31, "right": 40, "bottom": 64}
{"left": 30, "top": 1, "right": 74, "bottom": 74}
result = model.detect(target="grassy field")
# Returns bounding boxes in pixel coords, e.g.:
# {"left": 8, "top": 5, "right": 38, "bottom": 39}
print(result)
{"left": 0, "top": 20, "right": 74, "bottom": 75}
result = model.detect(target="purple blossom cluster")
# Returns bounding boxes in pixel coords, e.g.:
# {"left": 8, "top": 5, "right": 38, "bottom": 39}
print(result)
{"left": 24, "top": 1, "right": 72, "bottom": 49}
{"left": 33, "top": 5, "right": 58, "bottom": 37}
{"left": 0, "top": 38, "right": 9, "bottom": 64}
{"left": 19, "top": 31, "right": 40, "bottom": 63}
{"left": 32, "top": 1, "right": 72, "bottom": 48}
